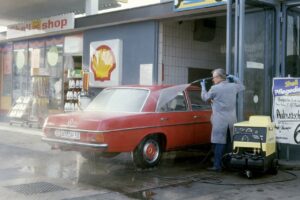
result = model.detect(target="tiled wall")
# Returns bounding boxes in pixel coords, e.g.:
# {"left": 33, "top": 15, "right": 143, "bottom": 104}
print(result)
{"left": 159, "top": 17, "right": 226, "bottom": 84}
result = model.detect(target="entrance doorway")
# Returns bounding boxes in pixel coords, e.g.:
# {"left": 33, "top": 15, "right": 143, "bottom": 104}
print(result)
{"left": 159, "top": 16, "right": 227, "bottom": 85}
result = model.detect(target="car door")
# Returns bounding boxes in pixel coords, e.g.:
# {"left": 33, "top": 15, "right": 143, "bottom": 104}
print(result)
{"left": 187, "top": 88, "right": 212, "bottom": 144}
{"left": 156, "top": 91, "right": 195, "bottom": 148}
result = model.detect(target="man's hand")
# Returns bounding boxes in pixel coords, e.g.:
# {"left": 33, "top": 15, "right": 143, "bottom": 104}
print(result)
{"left": 200, "top": 80, "right": 206, "bottom": 90}
{"left": 227, "top": 74, "right": 239, "bottom": 82}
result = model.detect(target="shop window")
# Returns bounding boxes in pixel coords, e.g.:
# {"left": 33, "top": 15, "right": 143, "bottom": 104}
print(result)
{"left": 13, "top": 42, "right": 29, "bottom": 103}
{"left": 63, "top": 34, "right": 83, "bottom": 112}
{"left": 1, "top": 44, "right": 12, "bottom": 97}
{"left": 46, "top": 37, "right": 64, "bottom": 110}
{"left": 1, "top": 44, "right": 13, "bottom": 112}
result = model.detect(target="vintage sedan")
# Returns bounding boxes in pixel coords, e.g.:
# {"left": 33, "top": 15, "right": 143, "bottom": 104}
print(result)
{"left": 42, "top": 85, "right": 212, "bottom": 168}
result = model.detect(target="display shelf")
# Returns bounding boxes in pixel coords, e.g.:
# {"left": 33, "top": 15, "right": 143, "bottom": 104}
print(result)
{"left": 8, "top": 96, "right": 32, "bottom": 126}
{"left": 63, "top": 55, "right": 83, "bottom": 112}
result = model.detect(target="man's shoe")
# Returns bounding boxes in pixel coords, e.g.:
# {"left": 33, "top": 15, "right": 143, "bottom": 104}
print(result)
{"left": 207, "top": 167, "right": 222, "bottom": 172}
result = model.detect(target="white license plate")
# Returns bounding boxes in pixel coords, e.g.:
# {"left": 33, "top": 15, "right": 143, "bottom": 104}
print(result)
{"left": 54, "top": 130, "right": 80, "bottom": 140}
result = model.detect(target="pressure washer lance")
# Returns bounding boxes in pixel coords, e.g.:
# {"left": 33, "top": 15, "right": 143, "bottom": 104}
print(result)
{"left": 190, "top": 77, "right": 213, "bottom": 84}
{"left": 190, "top": 74, "right": 234, "bottom": 85}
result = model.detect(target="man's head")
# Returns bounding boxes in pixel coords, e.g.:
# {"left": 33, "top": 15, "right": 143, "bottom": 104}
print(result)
{"left": 212, "top": 68, "right": 226, "bottom": 84}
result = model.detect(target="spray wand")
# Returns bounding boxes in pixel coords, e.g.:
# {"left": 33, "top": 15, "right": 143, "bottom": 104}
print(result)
{"left": 190, "top": 74, "right": 234, "bottom": 85}
{"left": 190, "top": 77, "right": 213, "bottom": 84}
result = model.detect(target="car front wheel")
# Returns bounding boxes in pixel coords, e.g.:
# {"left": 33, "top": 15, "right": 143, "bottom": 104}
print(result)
{"left": 132, "top": 136, "right": 162, "bottom": 169}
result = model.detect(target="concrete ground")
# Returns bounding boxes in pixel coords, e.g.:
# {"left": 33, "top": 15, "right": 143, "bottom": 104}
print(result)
{"left": 0, "top": 122, "right": 300, "bottom": 200}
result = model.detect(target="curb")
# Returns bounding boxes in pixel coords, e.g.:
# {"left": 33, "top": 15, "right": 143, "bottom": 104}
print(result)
{"left": 278, "top": 160, "right": 300, "bottom": 170}
{"left": 0, "top": 122, "right": 42, "bottom": 136}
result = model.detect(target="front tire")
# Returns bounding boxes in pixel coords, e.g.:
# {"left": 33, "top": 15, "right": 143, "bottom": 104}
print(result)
{"left": 132, "top": 136, "right": 162, "bottom": 169}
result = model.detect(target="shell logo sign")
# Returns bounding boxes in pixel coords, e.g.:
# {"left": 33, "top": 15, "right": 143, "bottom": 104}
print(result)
{"left": 89, "top": 39, "right": 122, "bottom": 87}
{"left": 91, "top": 45, "right": 116, "bottom": 81}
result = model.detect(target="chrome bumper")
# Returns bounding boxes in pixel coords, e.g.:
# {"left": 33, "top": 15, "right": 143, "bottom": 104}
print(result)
{"left": 42, "top": 137, "right": 108, "bottom": 149}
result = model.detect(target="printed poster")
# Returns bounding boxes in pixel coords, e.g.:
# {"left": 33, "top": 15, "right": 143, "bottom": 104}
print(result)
{"left": 273, "top": 77, "right": 300, "bottom": 144}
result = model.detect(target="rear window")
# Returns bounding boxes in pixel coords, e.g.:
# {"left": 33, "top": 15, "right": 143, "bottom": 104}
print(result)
{"left": 85, "top": 88, "right": 149, "bottom": 112}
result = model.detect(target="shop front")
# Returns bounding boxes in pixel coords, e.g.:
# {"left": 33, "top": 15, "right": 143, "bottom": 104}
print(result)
{"left": 0, "top": 34, "right": 84, "bottom": 127}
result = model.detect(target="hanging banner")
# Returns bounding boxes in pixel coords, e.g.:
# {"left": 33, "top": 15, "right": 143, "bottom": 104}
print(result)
{"left": 273, "top": 77, "right": 300, "bottom": 144}
{"left": 89, "top": 39, "right": 122, "bottom": 87}
{"left": 174, "top": 0, "right": 227, "bottom": 12}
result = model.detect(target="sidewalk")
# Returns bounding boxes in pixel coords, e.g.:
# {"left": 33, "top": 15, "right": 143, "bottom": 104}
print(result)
{"left": 0, "top": 122, "right": 42, "bottom": 136}
{"left": 1, "top": 121, "right": 300, "bottom": 170}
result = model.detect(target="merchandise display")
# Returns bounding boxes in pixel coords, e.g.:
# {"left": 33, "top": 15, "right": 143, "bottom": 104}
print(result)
{"left": 28, "top": 70, "right": 50, "bottom": 127}
{"left": 64, "top": 67, "right": 83, "bottom": 112}
{"left": 8, "top": 96, "right": 32, "bottom": 126}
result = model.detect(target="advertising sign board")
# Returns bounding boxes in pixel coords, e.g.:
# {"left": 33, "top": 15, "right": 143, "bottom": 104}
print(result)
{"left": 174, "top": 0, "right": 227, "bottom": 12}
{"left": 273, "top": 77, "right": 300, "bottom": 144}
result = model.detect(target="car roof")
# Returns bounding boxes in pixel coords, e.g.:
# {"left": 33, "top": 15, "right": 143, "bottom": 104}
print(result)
{"left": 107, "top": 84, "right": 200, "bottom": 92}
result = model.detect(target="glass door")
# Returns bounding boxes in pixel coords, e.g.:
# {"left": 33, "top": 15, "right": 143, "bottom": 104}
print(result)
{"left": 241, "top": 5, "right": 276, "bottom": 119}
{"left": 285, "top": 6, "right": 300, "bottom": 76}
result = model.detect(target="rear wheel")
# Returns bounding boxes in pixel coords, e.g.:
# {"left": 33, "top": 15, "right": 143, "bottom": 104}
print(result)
{"left": 132, "top": 136, "right": 163, "bottom": 169}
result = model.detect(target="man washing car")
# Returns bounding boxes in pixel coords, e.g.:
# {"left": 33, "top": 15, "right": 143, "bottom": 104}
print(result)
{"left": 201, "top": 68, "right": 245, "bottom": 172}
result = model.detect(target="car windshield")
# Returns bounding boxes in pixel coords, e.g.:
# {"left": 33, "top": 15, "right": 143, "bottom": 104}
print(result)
{"left": 85, "top": 88, "right": 149, "bottom": 112}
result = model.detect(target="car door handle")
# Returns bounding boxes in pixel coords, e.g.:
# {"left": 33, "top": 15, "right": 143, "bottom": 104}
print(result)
{"left": 160, "top": 117, "right": 169, "bottom": 121}
{"left": 193, "top": 115, "right": 201, "bottom": 119}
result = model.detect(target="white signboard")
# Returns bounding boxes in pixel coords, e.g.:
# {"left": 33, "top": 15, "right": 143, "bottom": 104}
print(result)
{"left": 89, "top": 39, "right": 122, "bottom": 87}
{"left": 7, "top": 13, "right": 75, "bottom": 39}
{"left": 273, "top": 78, "right": 300, "bottom": 144}
{"left": 140, "top": 64, "right": 153, "bottom": 85}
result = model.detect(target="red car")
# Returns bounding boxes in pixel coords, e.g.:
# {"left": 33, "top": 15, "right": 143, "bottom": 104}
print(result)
{"left": 42, "top": 85, "right": 212, "bottom": 168}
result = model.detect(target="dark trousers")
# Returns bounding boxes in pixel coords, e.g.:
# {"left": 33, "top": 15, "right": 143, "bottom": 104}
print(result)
{"left": 213, "top": 143, "right": 225, "bottom": 170}
{"left": 213, "top": 127, "right": 232, "bottom": 170}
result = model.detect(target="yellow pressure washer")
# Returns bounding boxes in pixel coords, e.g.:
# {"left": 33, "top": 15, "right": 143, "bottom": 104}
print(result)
{"left": 227, "top": 116, "right": 278, "bottom": 178}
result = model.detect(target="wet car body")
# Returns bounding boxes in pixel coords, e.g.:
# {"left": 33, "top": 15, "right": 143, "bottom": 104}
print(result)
{"left": 42, "top": 85, "right": 212, "bottom": 168}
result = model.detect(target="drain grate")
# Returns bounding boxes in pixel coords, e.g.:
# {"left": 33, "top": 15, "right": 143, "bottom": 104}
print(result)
{"left": 5, "top": 181, "right": 67, "bottom": 195}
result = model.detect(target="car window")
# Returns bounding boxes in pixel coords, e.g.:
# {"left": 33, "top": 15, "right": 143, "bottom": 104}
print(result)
{"left": 188, "top": 90, "right": 211, "bottom": 110}
{"left": 158, "top": 92, "right": 187, "bottom": 112}
{"left": 85, "top": 88, "right": 149, "bottom": 112}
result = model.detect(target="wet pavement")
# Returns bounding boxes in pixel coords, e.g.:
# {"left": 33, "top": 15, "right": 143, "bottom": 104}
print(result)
{"left": 0, "top": 123, "right": 300, "bottom": 199}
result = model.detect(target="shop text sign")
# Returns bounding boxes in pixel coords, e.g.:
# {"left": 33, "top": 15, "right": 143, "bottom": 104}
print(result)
{"left": 273, "top": 78, "right": 300, "bottom": 144}
{"left": 7, "top": 13, "right": 74, "bottom": 39}
{"left": 174, "top": 0, "right": 227, "bottom": 12}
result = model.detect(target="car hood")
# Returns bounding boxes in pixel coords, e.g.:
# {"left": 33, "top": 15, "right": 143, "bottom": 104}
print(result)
{"left": 45, "top": 111, "right": 156, "bottom": 131}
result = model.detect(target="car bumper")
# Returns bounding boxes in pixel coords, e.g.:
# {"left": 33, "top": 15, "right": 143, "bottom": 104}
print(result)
{"left": 42, "top": 137, "right": 108, "bottom": 150}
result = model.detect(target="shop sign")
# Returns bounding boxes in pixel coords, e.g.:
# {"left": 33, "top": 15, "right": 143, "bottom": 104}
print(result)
{"left": 7, "top": 13, "right": 74, "bottom": 39}
{"left": 89, "top": 39, "right": 122, "bottom": 87}
{"left": 272, "top": 77, "right": 300, "bottom": 144}
{"left": 174, "top": 0, "right": 227, "bottom": 12}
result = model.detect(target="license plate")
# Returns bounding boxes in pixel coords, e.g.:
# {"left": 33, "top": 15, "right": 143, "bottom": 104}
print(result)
{"left": 54, "top": 130, "right": 80, "bottom": 140}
